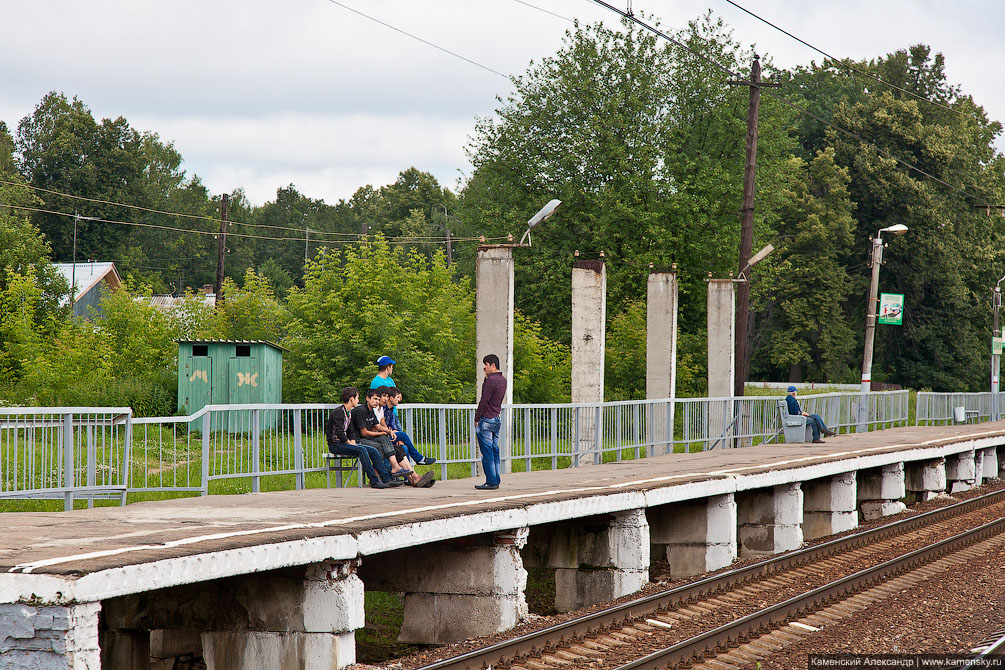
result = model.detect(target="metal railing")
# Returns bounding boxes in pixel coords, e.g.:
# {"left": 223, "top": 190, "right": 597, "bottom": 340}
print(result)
{"left": 0, "top": 407, "right": 132, "bottom": 510}
{"left": 1, "top": 391, "right": 911, "bottom": 504}
{"left": 915, "top": 391, "right": 1005, "bottom": 425}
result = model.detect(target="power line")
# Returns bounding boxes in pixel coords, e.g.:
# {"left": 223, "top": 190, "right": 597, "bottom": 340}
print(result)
{"left": 721, "top": 0, "right": 969, "bottom": 119}
{"left": 5, "top": 203, "right": 498, "bottom": 245}
{"left": 0, "top": 178, "right": 472, "bottom": 241}
{"left": 510, "top": 0, "right": 575, "bottom": 23}
{"left": 324, "top": 0, "right": 510, "bottom": 80}
{"left": 585, "top": 0, "right": 992, "bottom": 207}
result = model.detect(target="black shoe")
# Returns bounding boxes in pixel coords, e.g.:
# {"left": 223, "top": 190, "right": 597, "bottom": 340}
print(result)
{"left": 824, "top": 430, "right": 837, "bottom": 437}
{"left": 370, "top": 480, "right": 390, "bottom": 489}
{"left": 420, "top": 457, "right": 437, "bottom": 465}
{"left": 812, "top": 438, "right": 825, "bottom": 444}
{"left": 391, "top": 469, "right": 413, "bottom": 479}
{"left": 416, "top": 471, "right": 435, "bottom": 488}
{"left": 474, "top": 483, "right": 499, "bottom": 490}
{"left": 385, "top": 479, "right": 404, "bottom": 487}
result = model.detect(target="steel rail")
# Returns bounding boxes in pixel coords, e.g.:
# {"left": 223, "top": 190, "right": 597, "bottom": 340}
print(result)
{"left": 417, "top": 487, "right": 1005, "bottom": 670}
{"left": 619, "top": 515, "right": 1005, "bottom": 670}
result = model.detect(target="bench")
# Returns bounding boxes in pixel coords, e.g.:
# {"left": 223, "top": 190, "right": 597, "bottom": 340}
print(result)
{"left": 953, "top": 406, "right": 979, "bottom": 424}
{"left": 777, "top": 399, "right": 813, "bottom": 444}
{"left": 324, "top": 452, "right": 363, "bottom": 488}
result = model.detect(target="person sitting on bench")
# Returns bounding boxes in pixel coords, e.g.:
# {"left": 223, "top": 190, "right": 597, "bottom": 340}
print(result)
{"left": 786, "top": 386, "right": 836, "bottom": 444}
{"left": 382, "top": 387, "right": 435, "bottom": 465}
{"left": 354, "top": 388, "right": 434, "bottom": 488}
{"left": 326, "top": 386, "right": 399, "bottom": 489}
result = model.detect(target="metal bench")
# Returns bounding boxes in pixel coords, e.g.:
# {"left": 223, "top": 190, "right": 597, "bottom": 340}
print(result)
{"left": 324, "top": 452, "right": 363, "bottom": 488}
{"left": 777, "top": 399, "right": 813, "bottom": 444}
{"left": 953, "top": 406, "right": 979, "bottom": 424}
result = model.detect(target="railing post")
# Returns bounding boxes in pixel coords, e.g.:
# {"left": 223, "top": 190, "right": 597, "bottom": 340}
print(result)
{"left": 63, "top": 413, "right": 74, "bottom": 512}
{"left": 524, "top": 407, "right": 532, "bottom": 472}
{"left": 201, "top": 412, "right": 211, "bottom": 496}
{"left": 86, "top": 421, "right": 95, "bottom": 509}
{"left": 251, "top": 409, "right": 261, "bottom": 493}
{"left": 293, "top": 409, "right": 304, "bottom": 490}
{"left": 121, "top": 412, "right": 132, "bottom": 506}
{"left": 573, "top": 407, "right": 581, "bottom": 467}
{"left": 594, "top": 404, "right": 602, "bottom": 465}
{"left": 550, "top": 407, "right": 558, "bottom": 470}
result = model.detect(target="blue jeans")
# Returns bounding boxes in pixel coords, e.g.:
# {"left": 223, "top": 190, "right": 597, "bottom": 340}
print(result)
{"left": 807, "top": 414, "right": 830, "bottom": 440}
{"left": 329, "top": 441, "right": 390, "bottom": 484}
{"left": 392, "top": 430, "right": 425, "bottom": 463}
{"left": 476, "top": 416, "right": 502, "bottom": 486}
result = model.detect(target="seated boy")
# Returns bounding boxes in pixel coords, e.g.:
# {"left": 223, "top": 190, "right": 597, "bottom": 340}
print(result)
{"left": 326, "top": 386, "right": 398, "bottom": 489}
{"left": 354, "top": 389, "right": 434, "bottom": 488}
{"left": 382, "top": 387, "right": 435, "bottom": 465}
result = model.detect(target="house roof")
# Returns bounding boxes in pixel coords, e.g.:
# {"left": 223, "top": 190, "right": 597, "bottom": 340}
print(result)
{"left": 178, "top": 339, "right": 287, "bottom": 352}
{"left": 52, "top": 262, "right": 122, "bottom": 305}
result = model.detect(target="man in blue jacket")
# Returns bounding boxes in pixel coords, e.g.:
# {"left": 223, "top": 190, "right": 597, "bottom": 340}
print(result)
{"left": 786, "top": 386, "right": 836, "bottom": 443}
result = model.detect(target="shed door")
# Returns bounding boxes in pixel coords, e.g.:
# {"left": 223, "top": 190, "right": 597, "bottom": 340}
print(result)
{"left": 229, "top": 358, "right": 261, "bottom": 404}
{"left": 182, "top": 357, "right": 213, "bottom": 414}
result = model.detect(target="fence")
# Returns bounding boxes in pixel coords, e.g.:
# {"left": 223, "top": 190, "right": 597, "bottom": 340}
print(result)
{"left": 915, "top": 391, "right": 1005, "bottom": 425}
{"left": 0, "top": 407, "right": 132, "bottom": 510}
{"left": 1, "top": 390, "right": 910, "bottom": 505}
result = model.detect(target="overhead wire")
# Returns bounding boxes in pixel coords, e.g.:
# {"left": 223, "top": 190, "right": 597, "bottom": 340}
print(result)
{"left": 4, "top": 203, "right": 500, "bottom": 245}
{"left": 721, "top": 0, "right": 969, "bottom": 119}
{"left": 324, "top": 0, "right": 510, "bottom": 80}
{"left": 510, "top": 0, "right": 575, "bottom": 23}
{"left": 585, "top": 0, "right": 993, "bottom": 207}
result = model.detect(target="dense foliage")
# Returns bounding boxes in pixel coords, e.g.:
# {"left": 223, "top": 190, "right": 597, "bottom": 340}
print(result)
{"left": 2, "top": 14, "right": 1004, "bottom": 414}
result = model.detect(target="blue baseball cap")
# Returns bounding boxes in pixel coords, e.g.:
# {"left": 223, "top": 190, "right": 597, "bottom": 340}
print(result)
{"left": 787, "top": 386, "right": 797, "bottom": 392}
{"left": 377, "top": 356, "right": 396, "bottom": 366}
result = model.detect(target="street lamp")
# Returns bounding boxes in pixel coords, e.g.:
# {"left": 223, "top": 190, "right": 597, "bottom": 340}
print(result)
{"left": 992, "top": 274, "right": 1005, "bottom": 420}
{"left": 72, "top": 213, "right": 99, "bottom": 307}
{"left": 860, "top": 224, "right": 908, "bottom": 399}
{"left": 518, "top": 199, "right": 562, "bottom": 246}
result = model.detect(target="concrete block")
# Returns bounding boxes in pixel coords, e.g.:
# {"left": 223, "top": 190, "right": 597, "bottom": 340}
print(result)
{"left": 905, "top": 458, "right": 946, "bottom": 493}
{"left": 202, "top": 630, "right": 354, "bottom": 670}
{"left": 974, "top": 450, "right": 986, "bottom": 486}
{"left": 150, "top": 629, "right": 202, "bottom": 658}
{"left": 857, "top": 463, "right": 906, "bottom": 501}
{"left": 982, "top": 447, "right": 998, "bottom": 480}
{"left": 737, "top": 484, "right": 803, "bottom": 557}
{"left": 377, "top": 543, "right": 527, "bottom": 596}
{"left": 860, "top": 500, "right": 907, "bottom": 521}
{"left": 802, "top": 511, "right": 858, "bottom": 539}
{"left": 804, "top": 473, "right": 857, "bottom": 512}
{"left": 739, "top": 524, "right": 802, "bottom": 556}
{"left": 650, "top": 494, "right": 737, "bottom": 577}
{"left": 398, "top": 593, "right": 527, "bottom": 644}
{"left": 554, "top": 568, "right": 649, "bottom": 613}
{"left": 666, "top": 544, "right": 737, "bottom": 578}
{"left": 945, "top": 451, "right": 976, "bottom": 483}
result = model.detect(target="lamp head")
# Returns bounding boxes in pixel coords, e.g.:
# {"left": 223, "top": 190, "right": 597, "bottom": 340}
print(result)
{"left": 880, "top": 224, "right": 908, "bottom": 236}
{"left": 527, "top": 199, "right": 562, "bottom": 230}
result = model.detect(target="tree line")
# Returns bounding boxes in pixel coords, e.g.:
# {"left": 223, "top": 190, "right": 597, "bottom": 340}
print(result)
{"left": 1, "top": 13, "right": 1004, "bottom": 415}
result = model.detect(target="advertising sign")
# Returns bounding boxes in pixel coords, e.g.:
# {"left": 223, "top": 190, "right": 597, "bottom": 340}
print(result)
{"left": 994, "top": 337, "right": 1004, "bottom": 355}
{"left": 878, "top": 293, "right": 904, "bottom": 325}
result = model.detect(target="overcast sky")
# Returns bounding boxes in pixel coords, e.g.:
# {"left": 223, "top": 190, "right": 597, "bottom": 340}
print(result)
{"left": 3, "top": 1, "right": 1003, "bottom": 205}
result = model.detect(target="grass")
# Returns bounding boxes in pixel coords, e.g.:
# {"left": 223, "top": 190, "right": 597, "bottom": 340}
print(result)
{"left": 355, "top": 591, "right": 423, "bottom": 663}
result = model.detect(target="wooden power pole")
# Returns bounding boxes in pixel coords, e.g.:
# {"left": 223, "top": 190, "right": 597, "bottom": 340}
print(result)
{"left": 728, "top": 56, "right": 779, "bottom": 397}
{"left": 214, "top": 193, "right": 229, "bottom": 306}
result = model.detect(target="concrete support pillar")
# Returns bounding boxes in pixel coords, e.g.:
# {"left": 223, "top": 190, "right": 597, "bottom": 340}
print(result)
{"left": 647, "top": 270, "right": 678, "bottom": 456}
{"left": 0, "top": 602, "right": 100, "bottom": 670}
{"left": 572, "top": 258, "right": 606, "bottom": 465}
{"left": 201, "top": 561, "right": 363, "bottom": 670}
{"left": 982, "top": 447, "right": 999, "bottom": 480}
{"left": 857, "top": 463, "right": 907, "bottom": 520}
{"left": 905, "top": 458, "right": 947, "bottom": 502}
{"left": 707, "top": 279, "right": 735, "bottom": 448}
{"left": 802, "top": 473, "right": 858, "bottom": 539}
{"left": 737, "top": 483, "right": 803, "bottom": 557}
{"left": 378, "top": 529, "right": 530, "bottom": 644}
{"left": 648, "top": 494, "right": 737, "bottom": 577}
{"left": 974, "top": 449, "right": 986, "bottom": 487}
{"left": 999, "top": 447, "right": 1005, "bottom": 479}
{"left": 476, "top": 245, "right": 515, "bottom": 474}
{"left": 945, "top": 450, "right": 977, "bottom": 494}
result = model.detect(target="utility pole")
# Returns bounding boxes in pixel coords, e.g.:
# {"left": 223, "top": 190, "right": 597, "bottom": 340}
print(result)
{"left": 214, "top": 193, "right": 229, "bottom": 307}
{"left": 305, "top": 227, "right": 311, "bottom": 263}
{"left": 728, "top": 55, "right": 779, "bottom": 397}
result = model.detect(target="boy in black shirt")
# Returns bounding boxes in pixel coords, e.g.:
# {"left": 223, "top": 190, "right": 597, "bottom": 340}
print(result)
{"left": 353, "top": 388, "right": 429, "bottom": 486}
{"left": 327, "top": 387, "right": 398, "bottom": 488}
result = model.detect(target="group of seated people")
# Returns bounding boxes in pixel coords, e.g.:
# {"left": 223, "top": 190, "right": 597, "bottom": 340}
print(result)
{"left": 325, "top": 385, "right": 436, "bottom": 489}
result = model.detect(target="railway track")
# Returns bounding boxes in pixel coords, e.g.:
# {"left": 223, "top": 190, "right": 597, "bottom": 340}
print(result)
{"left": 416, "top": 486, "right": 1005, "bottom": 670}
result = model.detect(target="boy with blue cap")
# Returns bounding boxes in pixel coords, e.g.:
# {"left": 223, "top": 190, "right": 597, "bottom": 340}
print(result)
{"left": 786, "top": 386, "right": 836, "bottom": 443}
{"left": 370, "top": 355, "right": 436, "bottom": 465}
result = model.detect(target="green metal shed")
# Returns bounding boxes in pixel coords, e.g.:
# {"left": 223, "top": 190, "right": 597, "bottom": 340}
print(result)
{"left": 177, "top": 340, "right": 284, "bottom": 422}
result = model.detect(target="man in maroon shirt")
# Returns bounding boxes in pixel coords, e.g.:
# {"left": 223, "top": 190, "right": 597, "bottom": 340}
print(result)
{"left": 474, "top": 353, "right": 507, "bottom": 490}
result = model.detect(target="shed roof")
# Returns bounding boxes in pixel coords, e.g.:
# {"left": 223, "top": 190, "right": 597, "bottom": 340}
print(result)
{"left": 178, "top": 339, "right": 287, "bottom": 352}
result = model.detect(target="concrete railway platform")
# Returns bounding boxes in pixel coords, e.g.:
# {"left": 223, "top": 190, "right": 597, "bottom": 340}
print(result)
{"left": 2, "top": 422, "right": 1004, "bottom": 669}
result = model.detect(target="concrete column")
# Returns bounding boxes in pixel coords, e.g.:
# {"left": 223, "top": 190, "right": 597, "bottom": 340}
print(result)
{"left": 572, "top": 258, "right": 606, "bottom": 465}
{"left": 647, "top": 270, "right": 678, "bottom": 456}
{"left": 982, "top": 447, "right": 999, "bottom": 480}
{"left": 360, "top": 529, "right": 529, "bottom": 644}
{"left": 945, "top": 450, "right": 977, "bottom": 494}
{"left": 0, "top": 602, "right": 100, "bottom": 670}
{"left": 857, "top": 463, "right": 907, "bottom": 520}
{"left": 707, "top": 279, "right": 735, "bottom": 449}
{"left": 201, "top": 561, "right": 363, "bottom": 670}
{"left": 905, "top": 458, "right": 947, "bottom": 502}
{"left": 802, "top": 473, "right": 858, "bottom": 539}
{"left": 737, "top": 483, "right": 803, "bottom": 557}
{"left": 649, "top": 494, "right": 737, "bottom": 577}
{"left": 476, "top": 245, "right": 515, "bottom": 473}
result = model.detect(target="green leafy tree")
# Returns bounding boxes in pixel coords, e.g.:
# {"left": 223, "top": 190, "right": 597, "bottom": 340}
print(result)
{"left": 512, "top": 312, "right": 571, "bottom": 403}
{"left": 213, "top": 268, "right": 289, "bottom": 341}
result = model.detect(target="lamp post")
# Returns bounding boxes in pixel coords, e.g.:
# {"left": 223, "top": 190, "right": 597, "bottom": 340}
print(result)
{"left": 992, "top": 275, "right": 1005, "bottom": 420}
{"left": 518, "top": 199, "right": 562, "bottom": 247}
{"left": 859, "top": 223, "right": 908, "bottom": 427}
{"left": 71, "top": 213, "right": 99, "bottom": 308}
